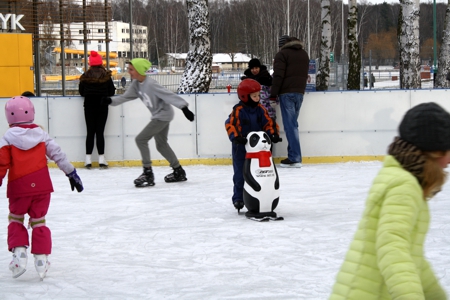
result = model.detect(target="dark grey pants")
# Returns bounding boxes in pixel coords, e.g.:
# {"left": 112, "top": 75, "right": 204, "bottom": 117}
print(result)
{"left": 135, "top": 119, "right": 180, "bottom": 169}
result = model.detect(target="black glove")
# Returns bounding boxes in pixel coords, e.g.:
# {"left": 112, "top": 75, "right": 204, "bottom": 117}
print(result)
{"left": 66, "top": 169, "right": 84, "bottom": 192}
{"left": 270, "top": 134, "right": 281, "bottom": 143}
{"left": 182, "top": 107, "right": 195, "bottom": 121}
{"left": 101, "top": 97, "right": 112, "bottom": 106}
{"left": 233, "top": 136, "right": 247, "bottom": 145}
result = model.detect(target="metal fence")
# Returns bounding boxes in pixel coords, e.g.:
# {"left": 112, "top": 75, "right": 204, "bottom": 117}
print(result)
{"left": 40, "top": 67, "right": 434, "bottom": 94}
{"left": 41, "top": 72, "right": 246, "bottom": 93}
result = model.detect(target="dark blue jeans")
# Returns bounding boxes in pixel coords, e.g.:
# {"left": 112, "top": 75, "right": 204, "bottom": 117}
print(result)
{"left": 231, "top": 143, "right": 246, "bottom": 203}
{"left": 279, "top": 93, "right": 304, "bottom": 163}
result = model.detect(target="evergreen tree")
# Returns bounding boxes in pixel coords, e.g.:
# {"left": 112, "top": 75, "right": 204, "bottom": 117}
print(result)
{"left": 380, "top": 2, "right": 395, "bottom": 32}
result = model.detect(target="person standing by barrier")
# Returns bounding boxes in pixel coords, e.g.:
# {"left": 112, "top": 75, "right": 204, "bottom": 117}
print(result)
{"left": 21, "top": 91, "right": 35, "bottom": 97}
{"left": 79, "top": 51, "right": 116, "bottom": 169}
{"left": 330, "top": 102, "right": 450, "bottom": 300}
{"left": 241, "top": 58, "right": 275, "bottom": 119}
{"left": 0, "top": 96, "right": 83, "bottom": 280}
{"left": 270, "top": 35, "right": 309, "bottom": 168}
{"left": 101, "top": 58, "right": 195, "bottom": 187}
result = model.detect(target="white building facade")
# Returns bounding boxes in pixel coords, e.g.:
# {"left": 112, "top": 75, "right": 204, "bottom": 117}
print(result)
{"left": 39, "top": 21, "right": 148, "bottom": 69}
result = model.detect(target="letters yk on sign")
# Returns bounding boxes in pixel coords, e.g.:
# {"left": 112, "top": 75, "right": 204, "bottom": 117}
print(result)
{"left": 0, "top": 14, "right": 25, "bottom": 30}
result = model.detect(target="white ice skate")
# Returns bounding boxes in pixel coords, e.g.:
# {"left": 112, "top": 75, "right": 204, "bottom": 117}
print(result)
{"left": 9, "top": 247, "right": 28, "bottom": 278}
{"left": 34, "top": 254, "right": 50, "bottom": 280}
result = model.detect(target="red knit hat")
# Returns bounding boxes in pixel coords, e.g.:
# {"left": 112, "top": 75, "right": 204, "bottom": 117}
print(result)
{"left": 89, "top": 51, "right": 103, "bottom": 66}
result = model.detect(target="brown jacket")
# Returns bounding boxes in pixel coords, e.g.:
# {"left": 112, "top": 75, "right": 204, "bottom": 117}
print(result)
{"left": 270, "top": 39, "right": 309, "bottom": 97}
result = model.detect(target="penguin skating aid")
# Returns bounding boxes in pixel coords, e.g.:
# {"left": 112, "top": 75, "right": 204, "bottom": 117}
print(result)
{"left": 243, "top": 131, "right": 283, "bottom": 221}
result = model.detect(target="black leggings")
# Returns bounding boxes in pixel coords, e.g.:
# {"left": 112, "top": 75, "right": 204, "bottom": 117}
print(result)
{"left": 84, "top": 106, "right": 108, "bottom": 155}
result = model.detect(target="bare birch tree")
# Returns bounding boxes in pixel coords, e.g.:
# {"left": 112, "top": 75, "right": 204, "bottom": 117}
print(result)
{"left": 436, "top": 0, "right": 450, "bottom": 87}
{"left": 347, "top": 0, "right": 361, "bottom": 90}
{"left": 399, "top": 0, "right": 421, "bottom": 89}
{"left": 317, "top": 0, "right": 331, "bottom": 90}
{"left": 178, "top": 0, "right": 212, "bottom": 93}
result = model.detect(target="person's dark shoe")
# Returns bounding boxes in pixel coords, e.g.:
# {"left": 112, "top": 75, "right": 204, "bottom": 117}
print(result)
{"left": 280, "top": 158, "right": 302, "bottom": 168}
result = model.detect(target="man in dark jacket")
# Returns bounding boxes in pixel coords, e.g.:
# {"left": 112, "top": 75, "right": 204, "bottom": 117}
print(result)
{"left": 270, "top": 35, "right": 309, "bottom": 168}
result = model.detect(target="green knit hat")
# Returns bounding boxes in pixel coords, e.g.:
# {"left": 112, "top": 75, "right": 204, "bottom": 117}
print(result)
{"left": 130, "top": 58, "right": 151, "bottom": 76}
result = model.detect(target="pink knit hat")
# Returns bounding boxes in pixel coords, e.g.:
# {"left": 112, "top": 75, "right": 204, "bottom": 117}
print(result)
{"left": 89, "top": 51, "right": 103, "bottom": 66}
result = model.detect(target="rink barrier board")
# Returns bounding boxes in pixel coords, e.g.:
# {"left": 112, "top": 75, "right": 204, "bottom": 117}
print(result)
{"left": 47, "top": 155, "right": 386, "bottom": 169}
{"left": 1, "top": 88, "right": 450, "bottom": 167}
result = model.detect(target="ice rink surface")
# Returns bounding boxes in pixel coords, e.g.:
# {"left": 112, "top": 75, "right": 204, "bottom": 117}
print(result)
{"left": 1, "top": 162, "right": 449, "bottom": 299}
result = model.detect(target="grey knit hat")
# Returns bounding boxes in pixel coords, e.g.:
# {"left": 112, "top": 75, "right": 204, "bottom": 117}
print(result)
{"left": 279, "top": 35, "right": 290, "bottom": 48}
{"left": 399, "top": 102, "right": 450, "bottom": 151}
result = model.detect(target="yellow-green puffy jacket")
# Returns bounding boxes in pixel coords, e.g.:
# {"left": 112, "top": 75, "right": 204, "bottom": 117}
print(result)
{"left": 330, "top": 155, "right": 447, "bottom": 300}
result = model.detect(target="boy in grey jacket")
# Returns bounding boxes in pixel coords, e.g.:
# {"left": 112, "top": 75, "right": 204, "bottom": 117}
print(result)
{"left": 102, "top": 58, "right": 195, "bottom": 187}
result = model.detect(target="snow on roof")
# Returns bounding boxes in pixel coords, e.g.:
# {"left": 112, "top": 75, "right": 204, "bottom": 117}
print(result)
{"left": 166, "top": 53, "right": 188, "bottom": 60}
{"left": 166, "top": 53, "right": 253, "bottom": 63}
{"left": 213, "top": 53, "right": 253, "bottom": 63}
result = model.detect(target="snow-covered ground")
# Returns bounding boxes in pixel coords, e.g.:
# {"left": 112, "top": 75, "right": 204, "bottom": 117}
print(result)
{"left": 1, "top": 162, "right": 449, "bottom": 299}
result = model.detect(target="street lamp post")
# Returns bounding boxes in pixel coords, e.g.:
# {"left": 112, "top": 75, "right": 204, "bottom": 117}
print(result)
{"left": 341, "top": 0, "right": 344, "bottom": 62}
{"left": 129, "top": 0, "right": 133, "bottom": 60}
{"left": 433, "top": 0, "right": 437, "bottom": 87}
{"left": 308, "top": 0, "right": 310, "bottom": 55}
{"left": 287, "top": 0, "right": 290, "bottom": 35}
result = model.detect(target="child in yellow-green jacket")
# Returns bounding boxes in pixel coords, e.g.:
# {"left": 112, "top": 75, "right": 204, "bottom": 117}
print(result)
{"left": 330, "top": 102, "right": 449, "bottom": 300}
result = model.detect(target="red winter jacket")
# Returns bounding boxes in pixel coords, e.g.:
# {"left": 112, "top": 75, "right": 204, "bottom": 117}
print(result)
{"left": 0, "top": 124, "right": 74, "bottom": 198}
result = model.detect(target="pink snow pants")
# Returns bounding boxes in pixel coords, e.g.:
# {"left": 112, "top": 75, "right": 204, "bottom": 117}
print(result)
{"left": 8, "top": 193, "right": 52, "bottom": 255}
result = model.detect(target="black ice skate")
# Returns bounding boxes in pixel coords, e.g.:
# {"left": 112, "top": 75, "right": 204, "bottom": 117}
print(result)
{"left": 164, "top": 166, "right": 187, "bottom": 183}
{"left": 233, "top": 200, "right": 244, "bottom": 213}
{"left": 134, "top": 167, "right": 155, "bottom": 187}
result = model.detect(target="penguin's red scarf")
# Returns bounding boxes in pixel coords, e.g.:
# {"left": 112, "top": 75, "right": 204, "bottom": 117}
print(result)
{"left": 245, "top": 151, "right": 272, "bottom": 167}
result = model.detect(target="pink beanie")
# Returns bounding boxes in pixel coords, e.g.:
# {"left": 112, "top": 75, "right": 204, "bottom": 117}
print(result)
{"left": 89, "top": 51, "right": 103, "bottom": 66}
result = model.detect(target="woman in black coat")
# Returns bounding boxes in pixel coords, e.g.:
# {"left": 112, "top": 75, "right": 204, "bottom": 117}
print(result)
{"left": 78, "top": 51, "right": 116, "bottom": 169}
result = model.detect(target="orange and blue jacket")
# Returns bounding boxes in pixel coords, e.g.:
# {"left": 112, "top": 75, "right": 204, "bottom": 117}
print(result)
{"left": 0, "top": 124, "right": 74, "bottom": 198}
{"left": 225, "top": 101, "right": 279, "bottom": 141}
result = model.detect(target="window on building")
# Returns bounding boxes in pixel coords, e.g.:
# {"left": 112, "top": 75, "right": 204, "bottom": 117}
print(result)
{"left": 143, "top": 30, "right": 146, "bottom": 34}
{"left": 98, "top": 29, "right": 103, "bottom": 33}
{"left": 122, "top": 29, "right": 125, "bottom": 33}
